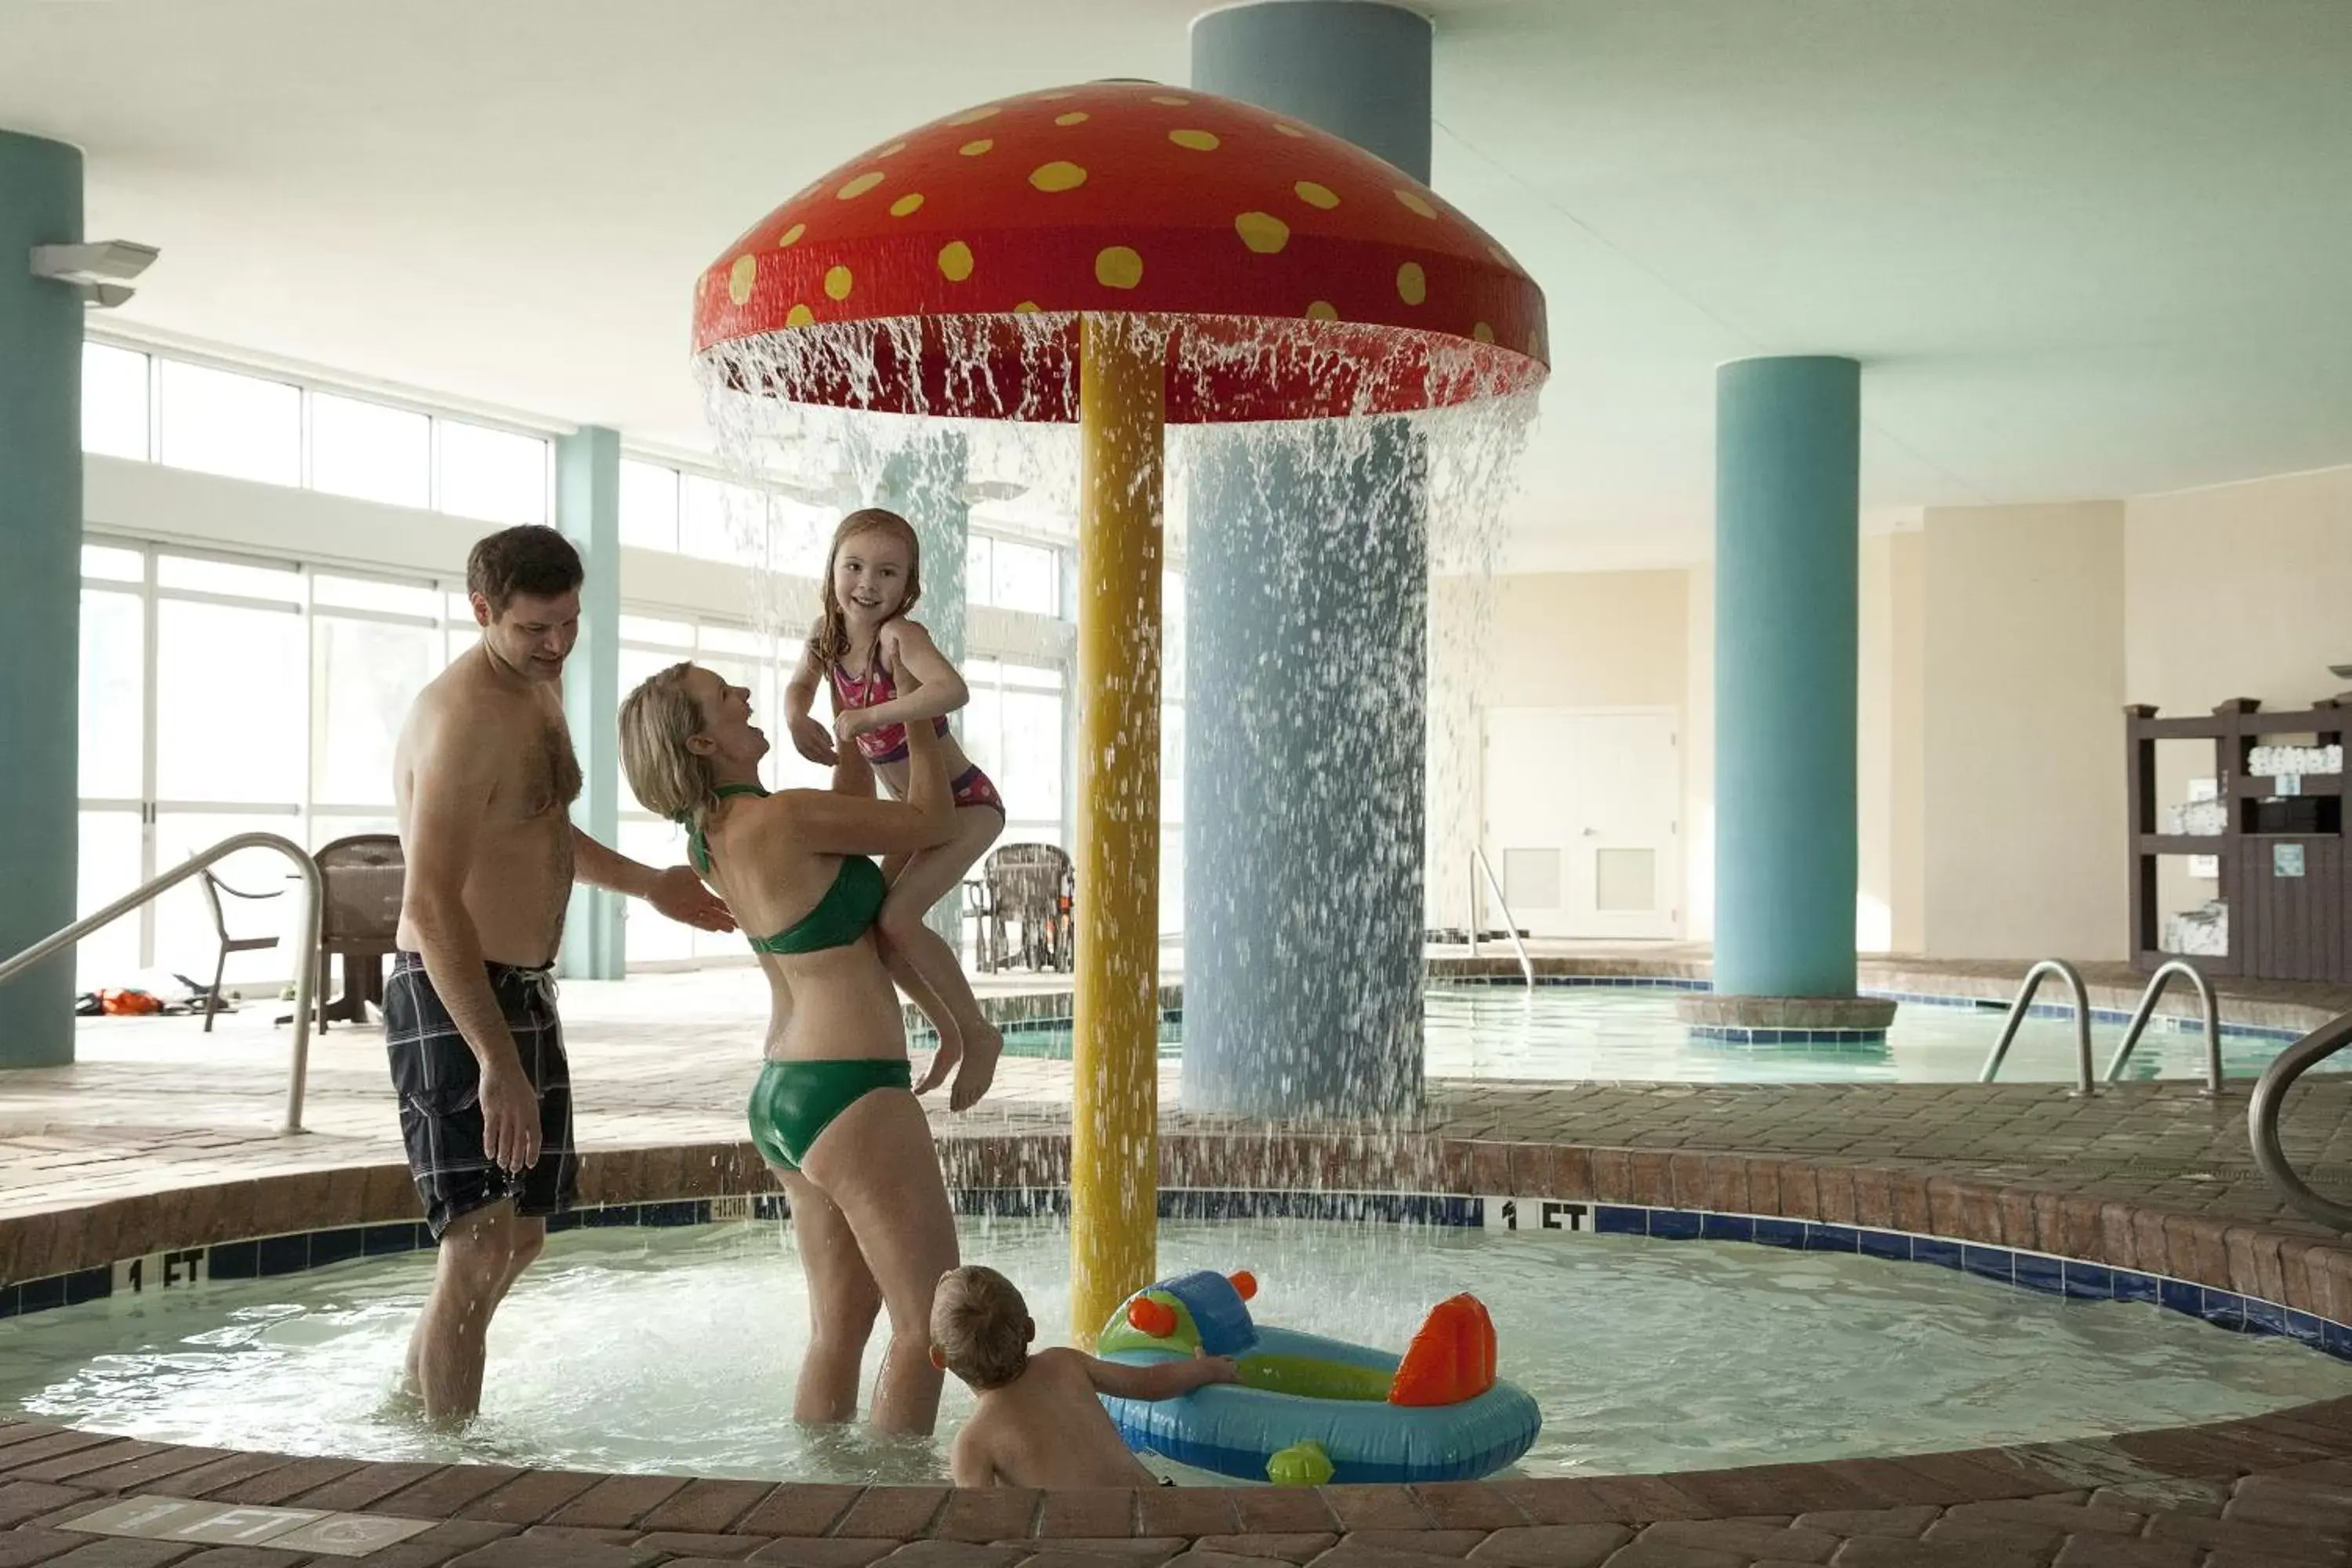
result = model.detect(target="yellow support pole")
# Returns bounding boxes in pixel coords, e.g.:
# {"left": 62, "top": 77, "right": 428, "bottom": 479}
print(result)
{"left": 1070, "top": 314, "right": 1165, "bottom": 1349}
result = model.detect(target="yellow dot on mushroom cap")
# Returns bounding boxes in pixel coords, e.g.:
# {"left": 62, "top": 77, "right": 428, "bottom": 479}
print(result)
{"left": 1396, "top": 262, "right": 1426, "bottom": 305}
{"left": 1014, "top": 299, "right": 1042, "bottom": 313}
{"left": 837, "top": 171, "right": 885, "bottom": 200}
{"left": 1272, "top": 122, "right": 1305, "bottom": 137}
{"left": 938, "top": 241, "right": 974, "bottom": 282}
{"left": 960, "top": 139, "right": 995, "bottom": 157}
{"left": 1095, "top": 246, "right": 1143, "bottom": 289}
{"left": 1472, "top": 321, "right": 1496, "bottom": 343}
{"left": 1306, "top": 300, "right": 1339, "bottom": 321}
{"left": 1054, "top": 111, "right": 1090, "bottom": 125}
{"left": 875, "top": 140, "right": 907, "bottom": 158}
{"left": 786, "top": 303, "right": 815, "bottom": 328}
{"left": 727, "top": 255, "right": 757, "bottom": 305}
{"left": 1035, "top": 89, "right": 1076, "bottom": 100}
{"left": 889, "top": 193, "right": 925, "bottom": 217}
{"left": 1029, "top": 160, "right": 1088, "bottom": 192}
{"left": 824, "top": 265, "right": 853, "bottom": 300}
{"left": 778, "top": 222, "right": 806, "bottom": 247}
{"left": 1234, "top": 212, "right": 1290, "bottom": 254}
{"left": 1526, "top": 328, "right": 1543, "bottom": 357}
{"left": 1294, "top": 181, "right": 1340, "bottom": 210}
{"left": 1150, "top": 94, "right": 1189, "bottom": 106}
{"left": 946, "top": 105, "right": 1001, "bottom": 125}
{"left": 1395, "top": 189, "right": 1438, "bottom": 219}
{"left": 1168, "top": 129, "right": 1219, "bottom": 151}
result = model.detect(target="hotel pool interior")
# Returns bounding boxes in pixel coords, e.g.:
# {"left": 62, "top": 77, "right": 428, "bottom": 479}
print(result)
{"left": 5, "top": 2, "right": 2352, "bottom": 1565}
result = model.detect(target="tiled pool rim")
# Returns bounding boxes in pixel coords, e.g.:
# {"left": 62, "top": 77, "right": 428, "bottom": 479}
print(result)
{"left": 8, "top": 1131, "right": 2352, "bottom": 1541}
{"left": 13, "top": 1185, "right": 2352, "bottom": 1361}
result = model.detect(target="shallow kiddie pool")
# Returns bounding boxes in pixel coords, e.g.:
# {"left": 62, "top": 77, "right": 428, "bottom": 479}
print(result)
{"left": 2, "top": 1207, "right": 2347, "bottom": 1486}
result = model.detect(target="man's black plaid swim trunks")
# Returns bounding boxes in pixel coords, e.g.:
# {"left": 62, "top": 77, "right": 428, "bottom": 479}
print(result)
{"left": 384, "top": 949, "right": 578, "bottom": 1238}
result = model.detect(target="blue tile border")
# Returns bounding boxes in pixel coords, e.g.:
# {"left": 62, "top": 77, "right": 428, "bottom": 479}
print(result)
{"left": 1689, "top": 1025, "right": 1890, "bottom": 1047}
{"left": 6, "top": 1185, "right": 2350, "bottom": 1376}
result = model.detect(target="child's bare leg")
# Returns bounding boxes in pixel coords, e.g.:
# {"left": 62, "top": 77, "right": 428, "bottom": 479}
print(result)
{"left": 873, "top": 864, "right": 962, "bottom": 1075}
{"left": 879, "top": 808, "right": 1004, "bottom": 1112}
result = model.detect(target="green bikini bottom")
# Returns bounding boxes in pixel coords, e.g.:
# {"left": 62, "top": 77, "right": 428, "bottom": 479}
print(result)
{"left": 748, "top": 1057, "right": 912, "bottom": 1172}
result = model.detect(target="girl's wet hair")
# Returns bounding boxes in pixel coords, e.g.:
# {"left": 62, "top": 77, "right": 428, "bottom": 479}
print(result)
{"left": 808, "top": 508, "right": 924, "bottom": 671}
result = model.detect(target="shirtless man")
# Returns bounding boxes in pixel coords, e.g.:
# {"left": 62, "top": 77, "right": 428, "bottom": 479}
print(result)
{"left": 389, "top": 524, "right": 732, "bottom": 1422}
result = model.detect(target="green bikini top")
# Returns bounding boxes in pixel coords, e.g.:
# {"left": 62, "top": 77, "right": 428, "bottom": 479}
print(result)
{"left": 684, "top": 784, "right": 887, "bottom": 955}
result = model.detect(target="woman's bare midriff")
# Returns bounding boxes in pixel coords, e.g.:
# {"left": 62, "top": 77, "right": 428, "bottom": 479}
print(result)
{"left": 757, "top": 942, "right": 907, "bottom": 1063}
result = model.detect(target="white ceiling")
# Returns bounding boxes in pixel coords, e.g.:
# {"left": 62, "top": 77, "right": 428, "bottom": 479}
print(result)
{"left": 5, "top": 0, "right": 2348, "bottom": 568}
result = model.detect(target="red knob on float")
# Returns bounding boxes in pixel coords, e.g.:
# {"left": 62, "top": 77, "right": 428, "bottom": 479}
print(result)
{"left": 1127, "top": 1296, "right": 1178, "bottom": 1338}
{"left": 1228, "top": 1270, "right": 1258, "bottom": 1301}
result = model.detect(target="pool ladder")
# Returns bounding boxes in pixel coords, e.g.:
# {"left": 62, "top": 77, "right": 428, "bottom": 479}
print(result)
{"left": 0, "top": 831, "right": 322, "bottom": 1132}
{"left": 1466, "top": 848, "right": 1536, "bottom": 986}
{"left": 1976, "top": 957, "right": 2222, "bottom": 1097}
{"left": 2249, "top": 1007, "right": 2352, "bottom": 1232}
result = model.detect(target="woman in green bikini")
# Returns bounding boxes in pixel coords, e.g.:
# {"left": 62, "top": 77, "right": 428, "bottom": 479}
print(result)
{"left": 619, "top": 658, "right": 964, "bottom": 1436}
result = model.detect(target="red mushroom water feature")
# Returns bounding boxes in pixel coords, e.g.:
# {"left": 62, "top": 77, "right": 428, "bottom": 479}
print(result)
{"left": 695, "top": 78, "right": 1547, "bottom": 1343}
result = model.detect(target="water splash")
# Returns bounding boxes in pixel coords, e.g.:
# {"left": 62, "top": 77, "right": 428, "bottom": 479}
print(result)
{"left": 691, "top": 311, "right": 1536, "bottom": 1186}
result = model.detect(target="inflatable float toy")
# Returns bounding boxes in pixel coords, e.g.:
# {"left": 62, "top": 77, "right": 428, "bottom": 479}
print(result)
{"left": 1095, "top": 1269, "right": 1542, "bottom": 1485}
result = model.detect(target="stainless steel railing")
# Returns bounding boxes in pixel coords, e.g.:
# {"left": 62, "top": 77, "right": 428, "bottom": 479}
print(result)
{"left": 2103, "top": 959, "right": 2223, "bottom": 1094}
{"left": 1467, "top": 847, "right": 1536, "bottom": 985}
{"left": 1977, "top": 957, "right": 2096, "bottom": 1095}
{"left": 2249, "top": 1008, "right": 2352, "bottom": 1232}
{"left": 0, "top": 833, "right": 321, "bottom": 1132}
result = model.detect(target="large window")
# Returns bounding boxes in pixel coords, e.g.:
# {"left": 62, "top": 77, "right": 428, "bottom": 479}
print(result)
{"left": 158, "top": 361, "right": 301, "bottom": 485}
{"left": 311, "top": 393, "right": 430, "bottom": 508}
{"left": 962, "top": 658, "right": 1066, "bottom": 851}
{"left": 619, "top": 456, "right": 830, "bottom": 575}
{"left": 965, "top": 532, "right": 1062, "bottom": 616}
{"left": 82, "top": 339, "right": 550, "bottom": 528}
{"left": 71, "top": 541, "right": 480, "bottom": 994}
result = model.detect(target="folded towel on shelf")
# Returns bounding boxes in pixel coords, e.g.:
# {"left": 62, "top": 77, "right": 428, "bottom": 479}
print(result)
{"left": 2164, "top": 800, "right": 2227, "bottom": 836}
{"left": 2248, "top": 743, "right": 2343, "bottom": 777}
{"left": 2161, "top": 901, "right": 2228, "bottom": 958}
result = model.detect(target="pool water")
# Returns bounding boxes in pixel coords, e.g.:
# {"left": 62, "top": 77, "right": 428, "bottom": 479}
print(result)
{"left": 4, "top": 1215, "right": 2343, "bottom": 1484}
{"left": 990, "top": 986, "right": 2319, "bottom": 1085}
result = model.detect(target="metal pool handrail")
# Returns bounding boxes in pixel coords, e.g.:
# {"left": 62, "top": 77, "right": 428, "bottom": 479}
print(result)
{"left": 0, "top": 832, "right": 321, "bottom": 1133}
{"left": 1978, "top": 957, "right": 2096, "bottom": 1095}
{"left": 2103, "top": 960, "right": 2223, "bottom": 1094}
{"left": 1467, "top": 847, "right": 1536, "bottom": 985}
{"left": 2249, "top": 1007, "right": 2352, "bottom": 1232}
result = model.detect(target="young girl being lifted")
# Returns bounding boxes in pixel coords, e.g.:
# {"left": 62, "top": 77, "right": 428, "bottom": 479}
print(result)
{"left": 784, "top": 509, "right": 1004, "bottom": 1110}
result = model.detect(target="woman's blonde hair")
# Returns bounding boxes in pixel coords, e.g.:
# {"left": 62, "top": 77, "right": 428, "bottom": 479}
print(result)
{"left": 808, "top": 507, "right": 923, "bottom": 673}
{"left": 619, "top": 662, "right": 717, "bottom": 829}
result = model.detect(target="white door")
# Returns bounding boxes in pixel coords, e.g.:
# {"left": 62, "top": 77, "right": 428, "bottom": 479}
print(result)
{"left": 1480, "top": 708, "right": 1680, "bottom": 939}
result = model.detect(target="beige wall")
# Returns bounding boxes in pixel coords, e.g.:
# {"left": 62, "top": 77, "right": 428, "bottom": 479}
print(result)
{"left": 1427, "top": 569, "right": 1690, "bottom": 927}
{"left": 2125, "top": 463, "right": 2352, "bottom": 926}
{"left": 1684, "top": 564, "right": 1715, "bottom": 941}
{"left": 1858, "top": 532, "right": 1927, "bottom": 954}
{"left": 1921, "top": 503, "right": 2128, "bottom": 960}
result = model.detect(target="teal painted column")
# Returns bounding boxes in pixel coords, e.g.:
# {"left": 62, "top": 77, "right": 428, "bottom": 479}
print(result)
{"left": 1183, "top": 1, "right": 1432, "bottom": 1118}
{"left": 1714, "top": 357, "right": 1860, "bottom": 998}
{"left": 559, "top": 426, "right": 623, "bottom": 981}
{"left": 0, "top": 132, "right": 85, "bottom": 1069}
{"left": 875, "top": 430, "right": 970, "bottom": 955}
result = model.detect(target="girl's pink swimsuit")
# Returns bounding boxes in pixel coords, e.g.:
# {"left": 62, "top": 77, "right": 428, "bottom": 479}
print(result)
{"left": 829, "top": 651, "right": 1004, "bottom": 813}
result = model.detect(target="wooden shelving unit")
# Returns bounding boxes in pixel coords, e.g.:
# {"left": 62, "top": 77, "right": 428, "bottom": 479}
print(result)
{"left": 2125, "top": 697, "right": 2347, "bottom": 982}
